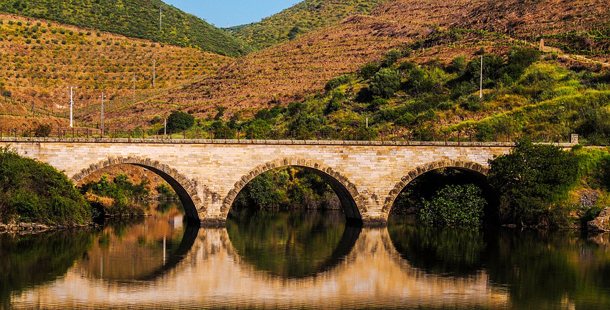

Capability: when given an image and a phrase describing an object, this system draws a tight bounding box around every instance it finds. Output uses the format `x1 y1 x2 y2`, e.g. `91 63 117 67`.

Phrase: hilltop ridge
227 0 390 50
0 0 251 56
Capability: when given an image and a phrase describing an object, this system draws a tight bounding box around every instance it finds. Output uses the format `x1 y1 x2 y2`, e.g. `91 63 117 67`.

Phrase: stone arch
71 156 203 222
382 160 489 214
221 158 363 222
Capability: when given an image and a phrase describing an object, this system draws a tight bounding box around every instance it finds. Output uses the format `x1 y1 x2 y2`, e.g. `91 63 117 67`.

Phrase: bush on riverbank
488 140 581 227
0 146 91 225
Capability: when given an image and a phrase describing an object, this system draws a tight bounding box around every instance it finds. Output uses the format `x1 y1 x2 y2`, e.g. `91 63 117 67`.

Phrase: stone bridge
0 137 575 226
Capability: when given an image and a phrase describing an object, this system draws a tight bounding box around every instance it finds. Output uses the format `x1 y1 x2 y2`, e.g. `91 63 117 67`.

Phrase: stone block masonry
2 138 572 226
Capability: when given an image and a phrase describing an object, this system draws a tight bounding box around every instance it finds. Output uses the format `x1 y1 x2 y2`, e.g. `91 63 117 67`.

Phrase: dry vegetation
0 13 230 128
109 15 428 125
112 0 606 126
2 1 609 130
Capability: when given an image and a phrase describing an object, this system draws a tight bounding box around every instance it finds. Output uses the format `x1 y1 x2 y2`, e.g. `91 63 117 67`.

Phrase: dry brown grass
0 13 230 124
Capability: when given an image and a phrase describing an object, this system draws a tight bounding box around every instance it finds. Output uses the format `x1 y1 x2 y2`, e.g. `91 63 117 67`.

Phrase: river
2 203 610 309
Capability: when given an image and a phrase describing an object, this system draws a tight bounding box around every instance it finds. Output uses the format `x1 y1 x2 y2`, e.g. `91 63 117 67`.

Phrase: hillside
227 0 390 50
4 0 609 134
103 14 424 126
375 0 610 62
116 1 603 123
0 13 231 131
0 0 251 57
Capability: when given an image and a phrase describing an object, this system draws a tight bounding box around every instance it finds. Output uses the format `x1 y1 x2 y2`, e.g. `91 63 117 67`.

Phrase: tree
33 123 52 137
419 184 487 226
488 139 580 226
369 68 400 99
166 110 194 132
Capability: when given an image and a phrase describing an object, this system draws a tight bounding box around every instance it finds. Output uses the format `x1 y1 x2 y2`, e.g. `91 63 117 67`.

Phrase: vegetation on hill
125 14 421 126
227 0 390 50
0 146 90 225
0 0 251 56
0 13 230 129
162 45 610 146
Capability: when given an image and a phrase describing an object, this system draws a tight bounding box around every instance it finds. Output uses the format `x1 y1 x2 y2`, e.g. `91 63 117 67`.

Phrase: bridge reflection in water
10 212 510 309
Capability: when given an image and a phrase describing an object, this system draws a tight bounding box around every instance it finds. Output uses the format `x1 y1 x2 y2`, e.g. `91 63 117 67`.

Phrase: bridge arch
221 158 363 222
382 160 489 215
71 156 203 222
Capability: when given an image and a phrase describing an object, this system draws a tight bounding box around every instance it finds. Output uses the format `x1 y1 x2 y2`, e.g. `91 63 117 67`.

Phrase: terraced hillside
375 0 610 62
0 0 251 56
227 0 390 50
105 15 427 125
0 13 230 130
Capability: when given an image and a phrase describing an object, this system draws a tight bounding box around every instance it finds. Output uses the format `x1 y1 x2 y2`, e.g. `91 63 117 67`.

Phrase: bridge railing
0 126 579 147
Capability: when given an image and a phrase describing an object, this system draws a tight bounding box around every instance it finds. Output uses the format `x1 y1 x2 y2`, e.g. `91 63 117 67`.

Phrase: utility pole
133 72 136 103
100 92 106 135
68 86 77 127
479 55 484 100
152 59 156 88
159 6 162 31
164 117 167 136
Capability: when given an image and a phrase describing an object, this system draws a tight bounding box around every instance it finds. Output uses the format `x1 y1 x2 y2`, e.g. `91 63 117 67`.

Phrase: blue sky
163 0 302 28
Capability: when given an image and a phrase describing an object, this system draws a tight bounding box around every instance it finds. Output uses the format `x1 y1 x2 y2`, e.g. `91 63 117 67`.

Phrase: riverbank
0 221 96 234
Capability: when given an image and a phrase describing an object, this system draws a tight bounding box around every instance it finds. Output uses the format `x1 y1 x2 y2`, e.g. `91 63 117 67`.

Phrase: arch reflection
387 218 486 277
226 209 361 278
75 202 198 282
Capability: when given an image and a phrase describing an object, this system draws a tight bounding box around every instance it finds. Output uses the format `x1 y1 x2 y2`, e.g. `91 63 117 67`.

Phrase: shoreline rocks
587 207 610 232
0 222 95 234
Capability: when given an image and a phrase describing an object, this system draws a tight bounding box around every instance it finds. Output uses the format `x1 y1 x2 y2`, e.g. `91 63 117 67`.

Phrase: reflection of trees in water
485 230 610 309
388 219 610 308
77 201 189 282
0 230 94 307
387 218 486 276
227 210 360 278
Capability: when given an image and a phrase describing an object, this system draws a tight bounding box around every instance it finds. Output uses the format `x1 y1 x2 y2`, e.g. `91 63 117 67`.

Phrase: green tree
419 184 487 226
369 68 400 99
166 110 194 132
488 140 581 226
33 123 52 137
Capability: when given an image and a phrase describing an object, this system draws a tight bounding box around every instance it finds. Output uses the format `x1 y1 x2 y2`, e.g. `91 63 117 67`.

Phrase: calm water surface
3 204 610 309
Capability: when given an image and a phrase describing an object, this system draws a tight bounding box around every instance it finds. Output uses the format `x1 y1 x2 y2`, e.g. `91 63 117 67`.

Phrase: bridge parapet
0 136 578 148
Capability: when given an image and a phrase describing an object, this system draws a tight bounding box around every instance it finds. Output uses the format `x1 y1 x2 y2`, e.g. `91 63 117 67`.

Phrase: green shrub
324 75 350 92
359 61 380 79
381 49 403 67
166 110 194 132
0 147 90 225
447 55 467 73
419 184 487 226
369 68 401 98
34 123 52 137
